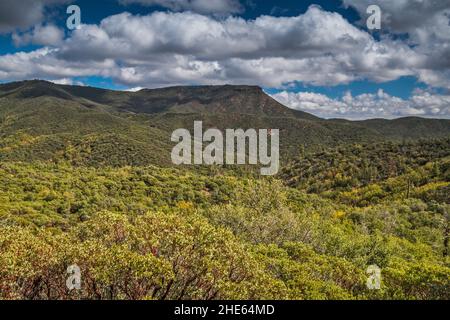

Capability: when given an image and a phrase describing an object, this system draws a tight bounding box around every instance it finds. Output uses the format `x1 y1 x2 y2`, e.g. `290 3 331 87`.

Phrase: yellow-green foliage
0 148 449 300
0 211 286 300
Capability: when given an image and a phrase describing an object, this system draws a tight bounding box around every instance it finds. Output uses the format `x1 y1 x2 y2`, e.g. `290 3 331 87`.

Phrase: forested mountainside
0 80 449 300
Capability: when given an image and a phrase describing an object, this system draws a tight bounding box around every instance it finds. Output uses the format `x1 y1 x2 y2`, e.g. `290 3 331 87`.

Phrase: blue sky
0 0 449 119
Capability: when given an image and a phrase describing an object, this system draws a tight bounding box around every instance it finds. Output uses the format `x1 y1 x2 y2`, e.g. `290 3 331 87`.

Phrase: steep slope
132 85 319 120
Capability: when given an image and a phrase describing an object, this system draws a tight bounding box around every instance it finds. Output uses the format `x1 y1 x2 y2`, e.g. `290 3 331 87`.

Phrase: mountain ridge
0 80 319 120
1 80 449 167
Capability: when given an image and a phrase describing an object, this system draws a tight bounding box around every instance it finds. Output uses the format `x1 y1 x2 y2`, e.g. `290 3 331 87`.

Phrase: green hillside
1 80 450 167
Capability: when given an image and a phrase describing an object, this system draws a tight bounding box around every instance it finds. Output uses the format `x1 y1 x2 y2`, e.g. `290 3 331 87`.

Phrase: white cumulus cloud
0 7 427 88
271 89 450 120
